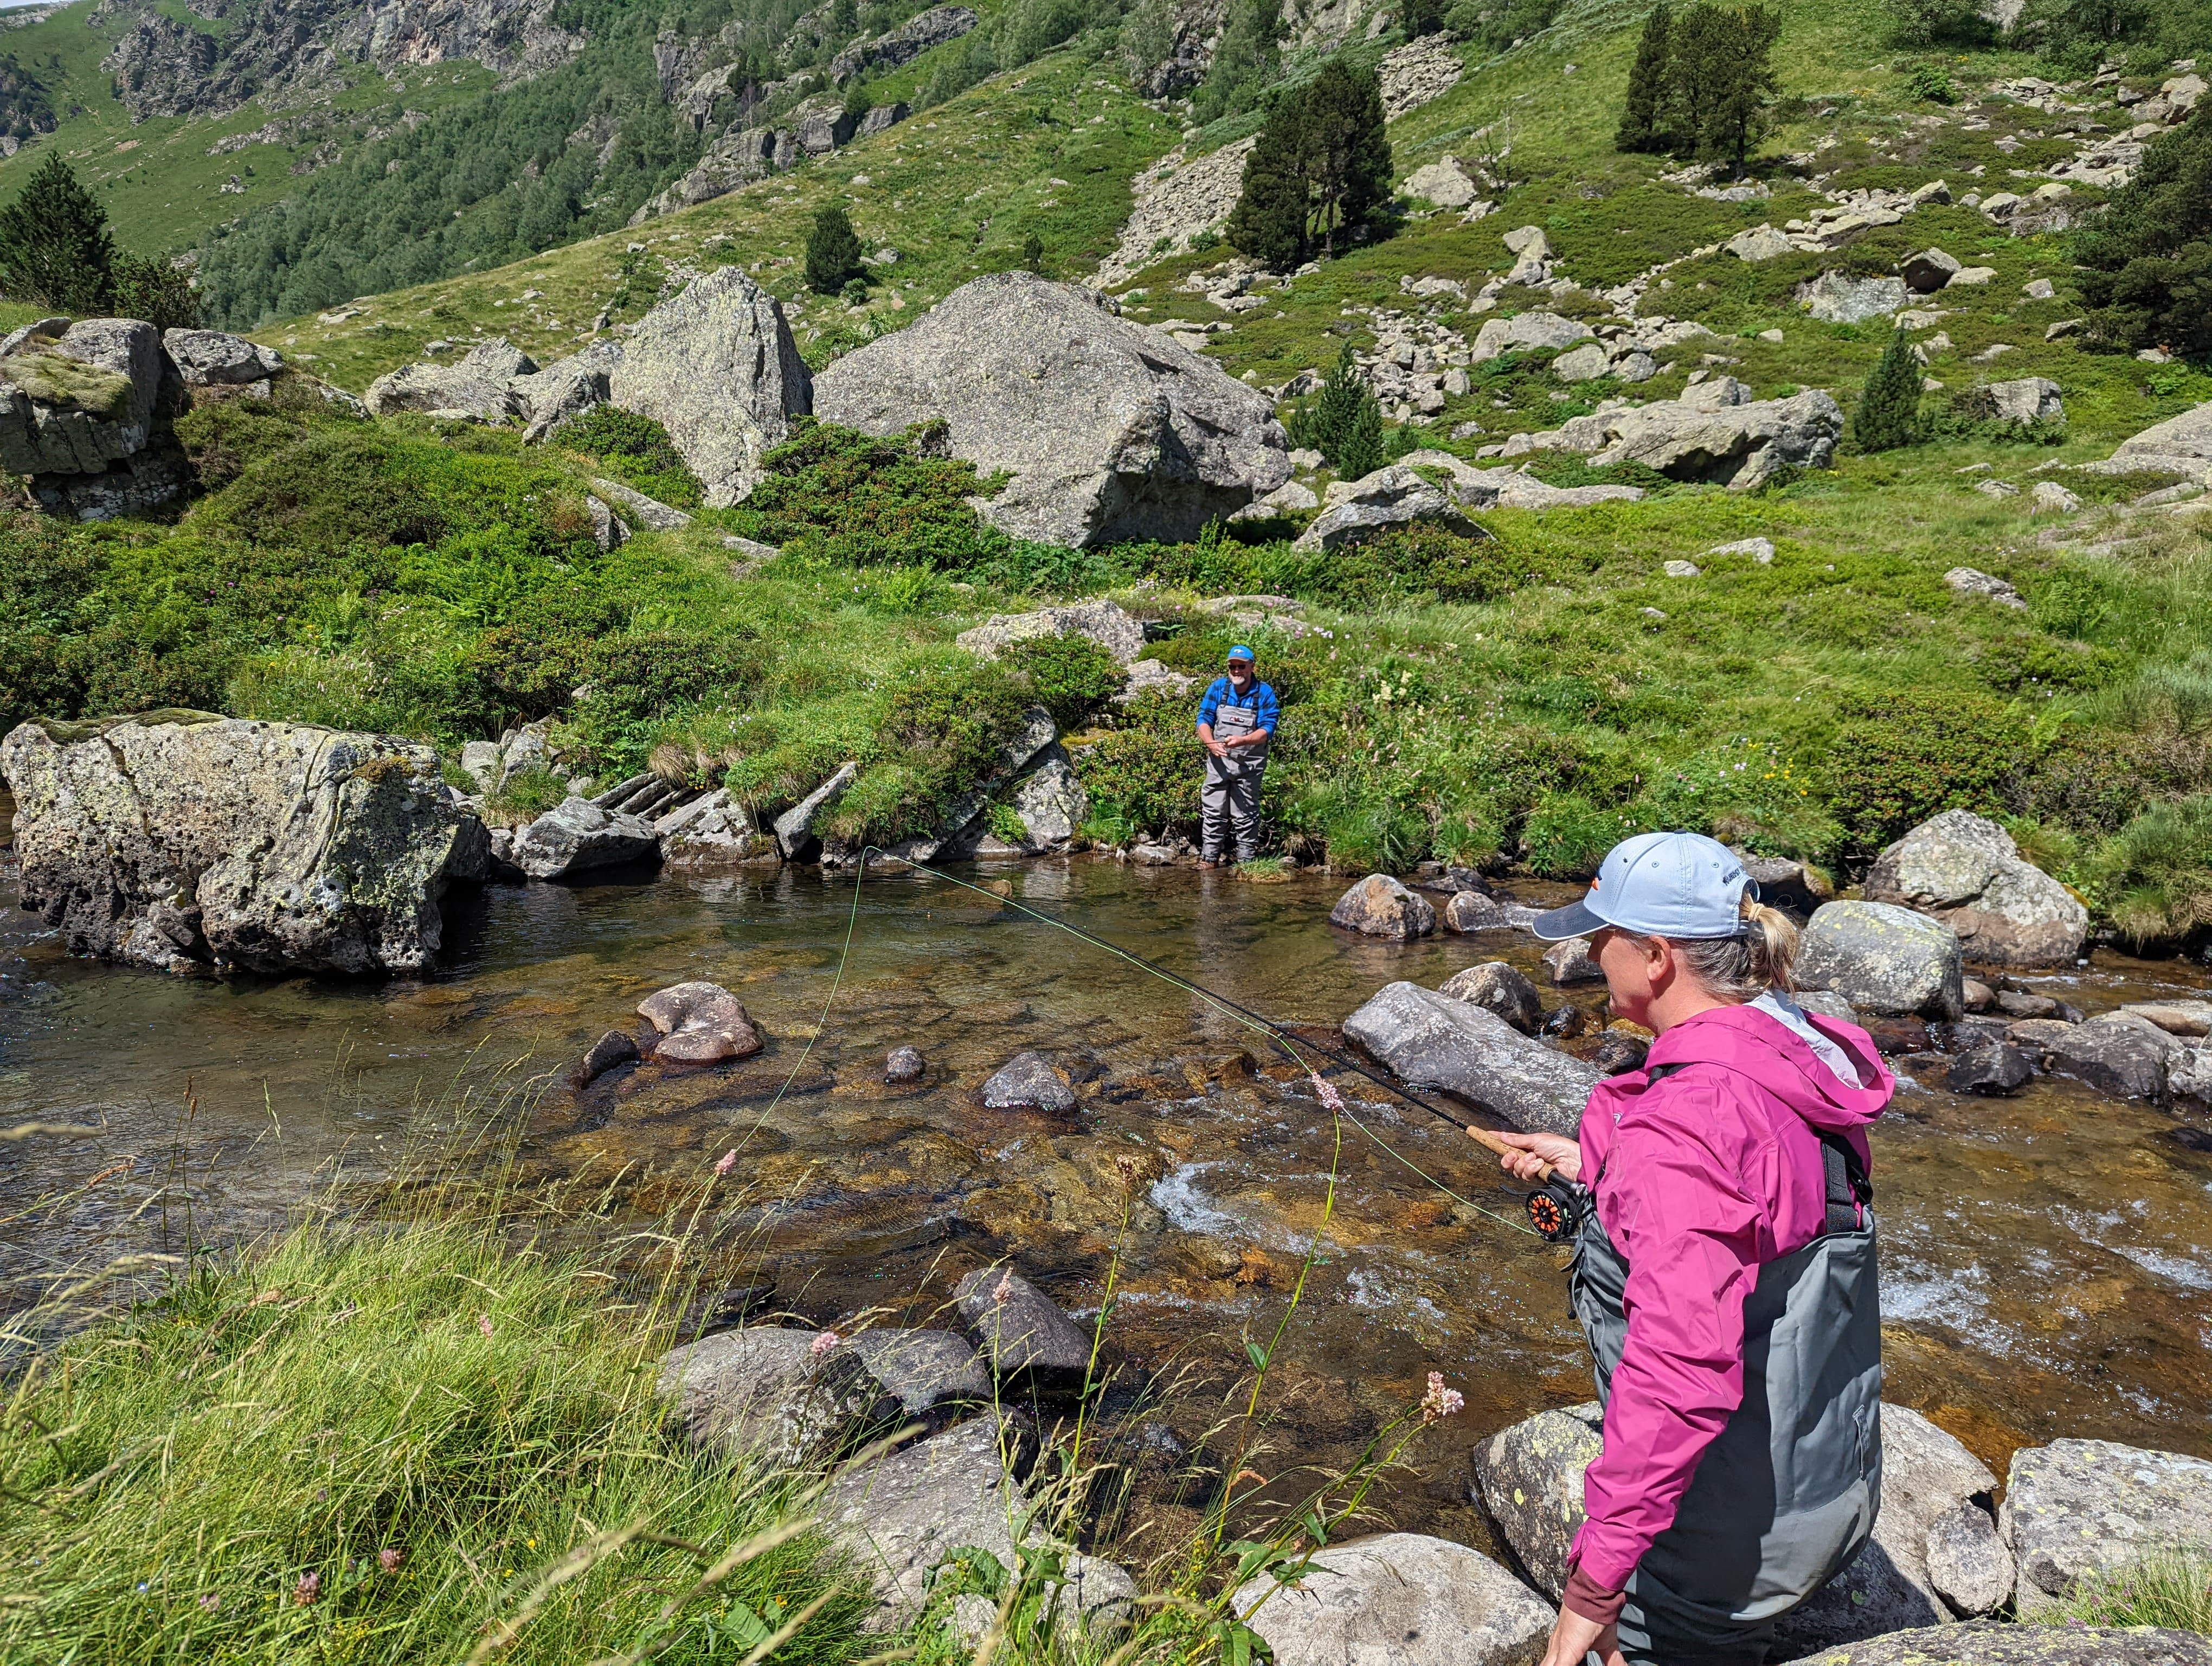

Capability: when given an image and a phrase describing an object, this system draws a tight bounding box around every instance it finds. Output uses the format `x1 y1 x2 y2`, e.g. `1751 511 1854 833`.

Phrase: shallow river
4 844 2210 1561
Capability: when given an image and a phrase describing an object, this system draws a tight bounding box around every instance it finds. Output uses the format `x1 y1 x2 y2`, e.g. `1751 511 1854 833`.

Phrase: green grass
0 1206 873 1665
2037 1548 2212 1634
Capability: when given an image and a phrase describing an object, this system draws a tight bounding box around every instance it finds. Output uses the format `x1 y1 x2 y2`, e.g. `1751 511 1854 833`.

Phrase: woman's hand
1541 1609 1623 1666
1488 1129 1581 1183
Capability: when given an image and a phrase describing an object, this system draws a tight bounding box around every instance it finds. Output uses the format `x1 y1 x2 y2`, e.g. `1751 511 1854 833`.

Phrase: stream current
4 846 2210 1557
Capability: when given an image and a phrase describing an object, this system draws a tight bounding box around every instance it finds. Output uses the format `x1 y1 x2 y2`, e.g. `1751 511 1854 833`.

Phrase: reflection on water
4 847 2210 1549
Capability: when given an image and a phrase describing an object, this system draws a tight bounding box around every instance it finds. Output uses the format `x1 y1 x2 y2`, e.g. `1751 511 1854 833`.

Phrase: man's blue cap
1531 830 1758 943
1227 645 1255 663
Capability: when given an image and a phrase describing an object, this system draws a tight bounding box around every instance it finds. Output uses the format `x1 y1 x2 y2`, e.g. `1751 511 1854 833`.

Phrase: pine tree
1336 387 1387 478
1615 2 1672 152
1306 341 1387 477
1852 328 1922 452
2077 101 2212 359
805 204 864 294
1700 4 1781 174
1300 60 1391 257
0 155 114 314
1226 89 1311 270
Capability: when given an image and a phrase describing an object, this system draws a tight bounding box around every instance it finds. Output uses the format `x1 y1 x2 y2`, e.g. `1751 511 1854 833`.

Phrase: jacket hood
1643 1001 1893 1135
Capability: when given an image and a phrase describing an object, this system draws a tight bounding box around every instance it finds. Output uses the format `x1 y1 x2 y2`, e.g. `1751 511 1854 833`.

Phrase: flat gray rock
1343 981 1598 1135
512 796 660 880
980 1050 1076 1113
2003 1439 2212 1616
1329 874 1438 939
657 1327 851 1465
1437 961 1542 1034
822 1328 991 1428
1798 900 1965 1018
164 326 282 388
366 337 534 420
954 1265 1093 1387
1232 1532 1554 1666
773 760 859 858
1498 388 1844 491
956 599 1144 665
1792 1622 2212 1665
2046 1014 2171 1101
1865 810 2088 967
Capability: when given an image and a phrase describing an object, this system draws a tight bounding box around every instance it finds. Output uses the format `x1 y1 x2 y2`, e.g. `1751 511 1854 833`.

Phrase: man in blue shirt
1194 645 1279 868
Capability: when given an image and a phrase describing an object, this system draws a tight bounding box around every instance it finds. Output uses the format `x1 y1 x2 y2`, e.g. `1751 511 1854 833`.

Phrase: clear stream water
4 835 2210 1559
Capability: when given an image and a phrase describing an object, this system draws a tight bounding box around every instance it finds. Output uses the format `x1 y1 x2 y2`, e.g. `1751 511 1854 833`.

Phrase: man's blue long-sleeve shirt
1195 676 1279 735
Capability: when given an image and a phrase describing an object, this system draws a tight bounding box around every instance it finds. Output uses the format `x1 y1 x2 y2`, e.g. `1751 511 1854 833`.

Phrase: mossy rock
3 350 139 421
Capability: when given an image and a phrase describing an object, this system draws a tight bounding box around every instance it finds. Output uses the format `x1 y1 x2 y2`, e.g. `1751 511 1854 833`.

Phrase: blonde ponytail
1670 894 1801 1002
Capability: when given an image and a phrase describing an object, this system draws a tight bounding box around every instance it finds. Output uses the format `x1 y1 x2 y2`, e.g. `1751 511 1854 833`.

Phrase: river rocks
1470 310 1592 363
1294 463 1483 550
1735 849 1833 920
656 788 761 863
2003 1438 2212 1617
1445 890 1540 933
1901 247 1963 292
366 338 535 419
1437 962 1542 1034
609 267 811 508
1541 937 1604 985
1864 810 2089 967
1798 271 1909 323
164 326 282 395
570 1028 640 1088
1794 1623 2212 1665
1232 1533 1553 1666
981 1050 1076 1113
1925 1501 2016 1617
639 981 762 1064
1470 1401 1603 1598
2044 1012 2171 1101
1797 900 1965 1018
1343 981 1600 1135
1001 751 1089 849
1591 1029 1651 1074
886 1045 926 1083
512 797 660 880
1320 875 1433 940
1988 377 2065 425
953 1266 1092 1387
1499 389 1844 491
658 1326 847 1465
1 713 486 977
813 273 1289 547
820 1328 992 1430
774 760 859 859
957 599 1146 665
1946 1043 2034 1094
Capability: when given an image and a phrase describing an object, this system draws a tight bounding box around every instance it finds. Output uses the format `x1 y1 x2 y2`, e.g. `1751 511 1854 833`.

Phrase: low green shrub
552 406 706 510
1004 633 1123 733
2090 793 2212 947
1823 691 2023 850
1068 693 1205 840
486 763 570 824
1522 792 1647 879
730 419 1012 569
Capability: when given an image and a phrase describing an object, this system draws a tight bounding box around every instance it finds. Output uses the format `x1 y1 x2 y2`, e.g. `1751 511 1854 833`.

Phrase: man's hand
1204 737 1229 759
1540 1608 1622 1666
1488 1129 1581 1183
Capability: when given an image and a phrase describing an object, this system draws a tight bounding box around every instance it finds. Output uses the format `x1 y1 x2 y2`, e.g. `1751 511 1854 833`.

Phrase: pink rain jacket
1568 1002 1895 1594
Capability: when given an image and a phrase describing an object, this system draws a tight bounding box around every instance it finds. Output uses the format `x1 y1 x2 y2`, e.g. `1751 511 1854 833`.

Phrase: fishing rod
863 851 1570 1240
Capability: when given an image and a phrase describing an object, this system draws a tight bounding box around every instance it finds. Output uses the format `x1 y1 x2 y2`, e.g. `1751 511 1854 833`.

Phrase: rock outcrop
1 712 486 976
1343 981 1599 1135
1233 1533 1553 1665
828 4 976 80
511 796 661 879
2 317 189 520
1499 389 1844 490
2100 401 2212 480
1797 900 1965 1018
1864 810 2089 966
1293 463 1482 550
2003 1438 2212 1617
812 274 1290 547
956 599 1146 665
609 267 812 507
365 338 535 420
164 327 284 396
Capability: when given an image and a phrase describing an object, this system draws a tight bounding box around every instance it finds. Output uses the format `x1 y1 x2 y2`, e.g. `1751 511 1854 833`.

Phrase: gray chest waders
1208 701 1266 776
1564 1062 1885 1636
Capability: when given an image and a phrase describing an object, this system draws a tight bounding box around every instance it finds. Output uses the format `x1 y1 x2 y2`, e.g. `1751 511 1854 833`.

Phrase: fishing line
835 849 1539 1239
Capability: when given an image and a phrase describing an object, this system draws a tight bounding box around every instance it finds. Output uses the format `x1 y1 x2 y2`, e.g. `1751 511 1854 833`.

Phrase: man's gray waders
1200 700 1266 862
1570 1063 1883 1665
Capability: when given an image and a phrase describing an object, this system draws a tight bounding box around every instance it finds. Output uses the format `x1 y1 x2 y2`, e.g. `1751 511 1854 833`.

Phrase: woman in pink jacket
1494 831 1894 1666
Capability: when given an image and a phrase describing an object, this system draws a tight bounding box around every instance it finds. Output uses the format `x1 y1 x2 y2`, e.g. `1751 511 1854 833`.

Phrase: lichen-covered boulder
1 712 486 976
1794 1622 2212 1665
1291 463 1482 552
1232 1533 1554 1666
812 273 1289 547
609 267 812 507
365 338 537 420
1797 900 1965 1018
511 797 661 879
1864 810 2088 966
1469 1401 1604 1598
2003 1438 2212 1617
164 327 282 394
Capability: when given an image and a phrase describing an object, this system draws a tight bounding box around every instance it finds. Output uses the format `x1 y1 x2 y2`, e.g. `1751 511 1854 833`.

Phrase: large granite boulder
1794 1624 2212 1665
2102 401 2212 478
1987 376 2064 425
812 273 1290 546
1864 810 2089 966
1232 1533 1554 1666
511 796 661 880
1469 1401 1604 1598
2003 1439 2212 1617
1342 981 1599 1135
610 267 812 507
1329 874 1438 939
1499 389 1844 491
1 317 189 519
2 712 485 976
515 344 620 442
1011 751 1089 847
365 338 536 420
1797 900 1965 1018
1469 310 1593 362
1292 463 1482 551
955 599 1145 665
1798 270 1909 323
164 327 282 395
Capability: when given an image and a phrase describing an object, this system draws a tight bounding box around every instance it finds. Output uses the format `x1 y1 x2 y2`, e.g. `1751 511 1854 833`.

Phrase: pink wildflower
293 1571 321 1606
809 1330 841 1358
992 1269 1013 1305
1419 1371 1464 1426
1309 1071 1346 1113
378 1548 403 1574
713 1149 738 1177
477 1312 494 1338
198 1593 221 1612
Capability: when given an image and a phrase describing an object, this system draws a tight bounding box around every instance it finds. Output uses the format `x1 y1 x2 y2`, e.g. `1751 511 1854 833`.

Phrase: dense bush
552 407 705 509
731 419 1013 567
1069 694 1207 842
1823 691 2022 849
2075 102 2212 359
2092 793 2212 946
1004 635 1124 733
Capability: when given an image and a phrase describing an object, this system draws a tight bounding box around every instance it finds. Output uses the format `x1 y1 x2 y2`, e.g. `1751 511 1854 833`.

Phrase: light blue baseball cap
1530 830 1758 942
1227 645 1256 663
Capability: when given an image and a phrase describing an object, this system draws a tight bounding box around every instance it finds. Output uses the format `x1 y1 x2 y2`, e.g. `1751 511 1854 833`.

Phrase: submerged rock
1343 981 1599 1135
1444 890 1540 933
885 1045 926 1083
571 1028 641 1088
638 981 762 1064
1797 901 1965 1018
1 712 485 976
1329 874 1438 939
512 797 661 880
1436 961 1543 1035
980 1050 1076 1112
953 1265 1094 1389
1232 1532 1553 1666
1864 810 2088 966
